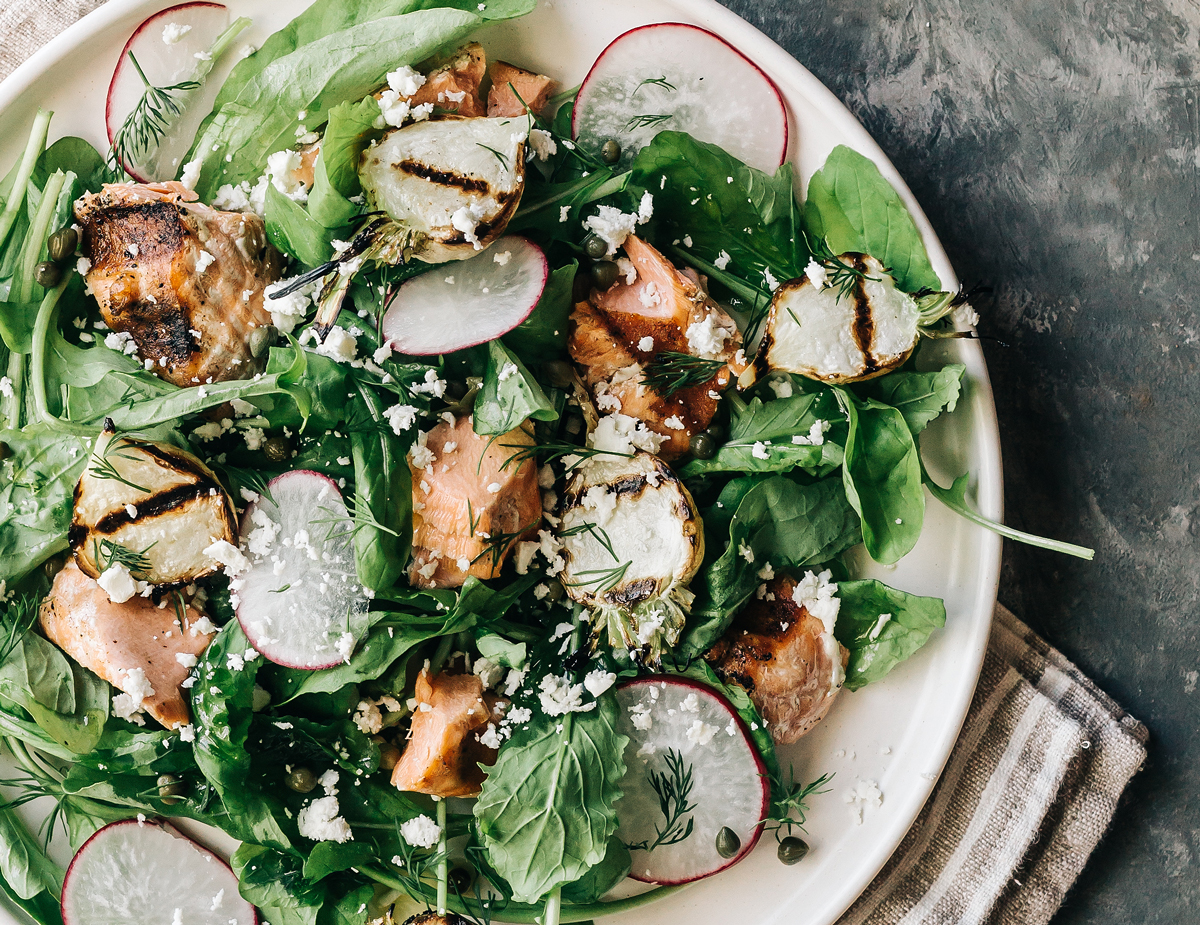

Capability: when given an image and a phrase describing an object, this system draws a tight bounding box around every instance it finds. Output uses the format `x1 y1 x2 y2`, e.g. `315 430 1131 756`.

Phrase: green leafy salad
0 2 1094 925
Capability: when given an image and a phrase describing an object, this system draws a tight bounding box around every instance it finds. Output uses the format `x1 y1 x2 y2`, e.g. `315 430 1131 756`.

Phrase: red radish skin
106 2 229 182
62 819 257 925
236 470 369 671
615 677 770 885
382 236 548 356
573 22 789 174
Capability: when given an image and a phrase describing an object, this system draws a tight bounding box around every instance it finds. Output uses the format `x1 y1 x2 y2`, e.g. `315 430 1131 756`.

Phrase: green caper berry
544 579 565 603
544 360 575 389
703 422 725 442
448 866 473 893
48 227 78 265
157 773 187 804
262 436 293 463
285 767 318 793
572 267 591 302
715 826 741 859
248 325 278 358
689 432 717 460
600 139 621 165
590 260 619 290
35 261 62 289
583 233 609 260
777 836 809 865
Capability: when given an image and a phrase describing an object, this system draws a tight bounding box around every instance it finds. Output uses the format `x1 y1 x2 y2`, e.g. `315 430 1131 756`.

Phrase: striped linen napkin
0 7 1149 925
838 605 1148 925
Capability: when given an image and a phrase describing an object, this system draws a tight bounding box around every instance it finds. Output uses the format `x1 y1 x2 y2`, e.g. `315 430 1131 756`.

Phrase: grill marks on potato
847 254 879 376
393 158 492 193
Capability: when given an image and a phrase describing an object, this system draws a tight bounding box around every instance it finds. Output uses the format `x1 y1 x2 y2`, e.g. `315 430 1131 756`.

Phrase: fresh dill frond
766 767 834 833
626 113 673 131
557 521 617 561
625 748 698 852
109 52 201 171
642 351 727 396
89 433 151 494
635 76 677 95
470 518 540 573
0 595 39 666
499 440 633 473
477 143 511 171
805 232 880 302
564 560 631 594
93 538 156 576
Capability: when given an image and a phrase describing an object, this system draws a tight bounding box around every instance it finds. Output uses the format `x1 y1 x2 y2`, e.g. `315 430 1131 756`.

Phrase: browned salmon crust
487 61 556 117
74 182 282 387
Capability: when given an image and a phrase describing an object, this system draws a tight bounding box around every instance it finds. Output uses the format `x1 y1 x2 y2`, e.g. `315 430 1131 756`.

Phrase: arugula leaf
833 579 947 690
474 694 626 903
473 339 558 435
805 145 941 293
502 261 577 360
350 381 412 594
860 364 964 436
680 475 861 661
835 388 924 565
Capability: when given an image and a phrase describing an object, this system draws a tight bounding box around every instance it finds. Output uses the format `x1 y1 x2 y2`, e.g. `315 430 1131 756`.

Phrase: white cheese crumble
713 250 732 271
528 128 557 162
315 326 358 363
795 569 844 689
685 314 730 359
195 250 216 273
104 331 139 356
387 65 427 97
538 674 596 716
559 205 571 223
179 158 203 190
383 403 419 434
451 202 489 249
162 22 192 44
751 441 770 460
97 564 137 603
298 796 353 843
583 670 616 698
583 205 639 256
400 814 441 848
685 719 719 748
204 539 250 577
843 778 883 825
265 149 308 202
805 258 829 289
76 256 92 275
792 420 831 446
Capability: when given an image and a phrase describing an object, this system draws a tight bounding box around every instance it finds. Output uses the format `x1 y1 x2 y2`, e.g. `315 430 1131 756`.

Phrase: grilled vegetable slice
558 452 703 663
71 425 236 586
359 116 527 263
759 253 920 384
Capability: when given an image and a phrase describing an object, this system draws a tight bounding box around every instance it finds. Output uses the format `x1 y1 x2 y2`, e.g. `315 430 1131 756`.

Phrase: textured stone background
716 0 1198 920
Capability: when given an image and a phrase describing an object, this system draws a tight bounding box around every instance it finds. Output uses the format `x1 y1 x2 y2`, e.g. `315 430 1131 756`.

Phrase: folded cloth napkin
838 605 1148 925
0 9 1149 925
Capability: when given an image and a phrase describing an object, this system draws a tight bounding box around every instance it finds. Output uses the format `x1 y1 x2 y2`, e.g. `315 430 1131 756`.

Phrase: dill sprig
499 440 633 473
466 499 539 574
805 232 880 302
93 538 156 576
635 76 677 95
765 767 833 834
558 521 616 560
626 748 698 852
0 595 39 666
477 143 511 171
564 560 631 594
641 351 727 397
626 113 673 131
89 432 151 494
109 52 201 171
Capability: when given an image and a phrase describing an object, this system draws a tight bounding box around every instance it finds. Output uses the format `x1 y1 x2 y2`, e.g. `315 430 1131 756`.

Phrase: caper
157 773 187 804
600 139 621 165
48 227 78 265
0 441 10 460
583 233 609 260
777 836 809 865
571 267 591 302
689 432 716 460
448 866 474 894
285 767 318 793
35 261 62 289
262 436 293 463
248 324 278 358
543 579 565 603
703 421 725 443
378 743 401 771
590 260 619 290
715 826 741 859
544 360 575 389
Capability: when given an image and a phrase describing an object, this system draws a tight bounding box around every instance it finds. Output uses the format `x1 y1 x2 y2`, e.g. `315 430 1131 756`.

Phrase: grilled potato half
359 116 527 264
71 426 236 586
558 452 703 664
759 253 920 384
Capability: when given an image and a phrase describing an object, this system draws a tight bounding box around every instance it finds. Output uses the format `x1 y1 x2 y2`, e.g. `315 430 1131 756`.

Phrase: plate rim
0 1 1004 922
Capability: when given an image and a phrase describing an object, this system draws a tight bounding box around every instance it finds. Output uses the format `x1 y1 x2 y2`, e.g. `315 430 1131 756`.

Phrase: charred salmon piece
391 668 506 798
74 183 283 387
412 42 488 117
568 235 747 459
487 61 557 117
408 416 541 589
704 574 848 744
39 561 215 730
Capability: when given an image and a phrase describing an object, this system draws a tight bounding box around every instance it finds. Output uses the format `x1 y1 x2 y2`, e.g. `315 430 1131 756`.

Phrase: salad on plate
0 2 1093 924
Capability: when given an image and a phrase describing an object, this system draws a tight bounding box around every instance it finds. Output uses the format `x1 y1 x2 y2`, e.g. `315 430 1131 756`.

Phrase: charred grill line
90 481 221 536
393 158 492 193
851 254 878 375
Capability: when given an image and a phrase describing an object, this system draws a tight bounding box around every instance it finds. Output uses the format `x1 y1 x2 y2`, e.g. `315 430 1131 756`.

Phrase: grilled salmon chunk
40 561 215 730
74 182 283 387
408 416 541 589
391 668 506 798
569 235 747 459
704 574 848 744
487 61 556 118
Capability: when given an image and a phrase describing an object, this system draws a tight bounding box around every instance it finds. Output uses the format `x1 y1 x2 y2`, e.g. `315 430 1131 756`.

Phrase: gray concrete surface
717 0 1198 920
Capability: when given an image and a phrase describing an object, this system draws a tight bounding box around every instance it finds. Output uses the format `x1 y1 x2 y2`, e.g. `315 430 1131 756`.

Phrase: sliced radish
62 819 256 925
106 2 234 183
382 236 548 356
614 677 769 885
236 470 369 670
573 23 789 174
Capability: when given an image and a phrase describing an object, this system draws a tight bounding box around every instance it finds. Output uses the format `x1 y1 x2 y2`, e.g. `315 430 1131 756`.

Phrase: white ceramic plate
0 2 1003 923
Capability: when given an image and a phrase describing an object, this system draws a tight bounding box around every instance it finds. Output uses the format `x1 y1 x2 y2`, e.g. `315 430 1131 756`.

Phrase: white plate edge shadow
0 1 1003 923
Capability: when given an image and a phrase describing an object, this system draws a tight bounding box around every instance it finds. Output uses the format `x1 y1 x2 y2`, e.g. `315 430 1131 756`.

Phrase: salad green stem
196 18 253 82
30 279 94 437
3 352 23 429
0 109 51 255
436 797 448 915
15 168 67 305
667 244 771 307
543 887 562 925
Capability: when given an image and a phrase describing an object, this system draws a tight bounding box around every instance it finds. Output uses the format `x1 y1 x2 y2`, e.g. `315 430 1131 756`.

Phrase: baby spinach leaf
0 803 62 902
502 261 578 360
350 381 412 594
0 631 76 714
834 579 947 690
474 694 626 903
266 183 336 267
22 656 110 755
473 339 558 435
264 346 350 432
0 300 39 353
805 145 940 293
475 633 526 669
233 844 325 918
860 364 964 436
314 95 384 203
835 389 924 565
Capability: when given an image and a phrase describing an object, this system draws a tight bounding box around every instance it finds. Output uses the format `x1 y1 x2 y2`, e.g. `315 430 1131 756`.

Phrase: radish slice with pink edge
62 819 257 925
106 2 246 183
572 22 789 174
236 470 369 670
382 236 548 356
614 677 769 885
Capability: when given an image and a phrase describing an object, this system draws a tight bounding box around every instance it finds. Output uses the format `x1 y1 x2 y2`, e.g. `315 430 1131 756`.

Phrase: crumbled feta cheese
764 267 780 291
178 724 196 742
190 615 217 636
528 128 557 162
266 149 308 202
97 564 138 603
792 420 830 446
76 256 92 275
538 674 596 716
738 542 755 563
400 814 441 848
104 331 139 356
559 205 571 223
383 403 419 434
195 250 216 273
179 158 203 190
751 441 770 460
713 250 732 271
583 206 639 256
628 701 653 731
298 796 353 843
474 656 505 690
334 632 355 663
204 539 250 577
685 719 719 747
685 314 730 359
450 202 489 249
387 65 427 97
637 191 655 224
589 412 666 456
584 670 616 698
952 302 980 328
176 653 198 669
804 258 829 289
162 22 192 44
844 778 883 824
479 723 502 749
315 326 358 363
768 376 794 399
663 415 684 430
757 562 775 581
